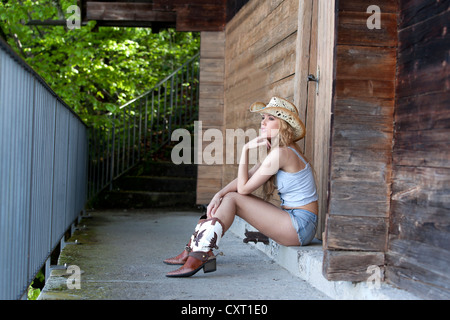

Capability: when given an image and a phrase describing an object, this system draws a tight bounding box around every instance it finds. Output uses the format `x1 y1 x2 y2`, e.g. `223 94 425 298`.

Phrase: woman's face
260 113 280 139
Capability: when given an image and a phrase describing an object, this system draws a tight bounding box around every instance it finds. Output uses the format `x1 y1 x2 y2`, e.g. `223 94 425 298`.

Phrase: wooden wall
223 0 299 200
196 32 225 204
387 0 450 299
198 0 333 241
196 0 450 298
322 0 398 281
193 0 450 299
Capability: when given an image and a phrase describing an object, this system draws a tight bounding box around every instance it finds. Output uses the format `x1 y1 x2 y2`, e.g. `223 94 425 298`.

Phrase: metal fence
0 36 199 299
88 53 200 198
0 40 88 300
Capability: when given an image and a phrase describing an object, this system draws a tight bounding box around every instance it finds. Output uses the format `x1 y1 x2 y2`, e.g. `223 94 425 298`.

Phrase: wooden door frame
294 0 331 240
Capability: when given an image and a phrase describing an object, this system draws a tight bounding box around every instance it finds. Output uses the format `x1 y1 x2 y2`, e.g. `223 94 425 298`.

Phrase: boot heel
203 258 216 273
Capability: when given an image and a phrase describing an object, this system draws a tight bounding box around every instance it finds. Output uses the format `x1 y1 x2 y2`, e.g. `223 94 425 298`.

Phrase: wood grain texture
323 0 398 282
387 0 450 298
196 32 225 204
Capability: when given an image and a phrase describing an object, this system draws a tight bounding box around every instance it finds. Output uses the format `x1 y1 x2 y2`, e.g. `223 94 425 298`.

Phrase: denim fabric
286 208 317 246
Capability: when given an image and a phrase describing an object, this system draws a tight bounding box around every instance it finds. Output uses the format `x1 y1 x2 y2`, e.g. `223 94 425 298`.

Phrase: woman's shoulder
278 145 300 157
279 145 308 171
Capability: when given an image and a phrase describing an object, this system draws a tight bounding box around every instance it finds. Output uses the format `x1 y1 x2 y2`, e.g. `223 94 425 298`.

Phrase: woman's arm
206 163 260 217
237 137 281 195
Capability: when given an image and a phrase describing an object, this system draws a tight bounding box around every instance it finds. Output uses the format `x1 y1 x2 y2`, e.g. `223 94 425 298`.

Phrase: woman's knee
221 191 240 203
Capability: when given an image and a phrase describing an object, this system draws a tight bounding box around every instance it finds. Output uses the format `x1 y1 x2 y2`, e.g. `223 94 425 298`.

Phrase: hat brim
249 102 305 141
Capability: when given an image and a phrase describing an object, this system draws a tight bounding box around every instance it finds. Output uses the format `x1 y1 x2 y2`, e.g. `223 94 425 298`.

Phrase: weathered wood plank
393 149 450 169
395 93 450 132
200 32 225 59
386 239 450 299
396 10 450 98
330 147 392 181
329 180 390 217
336 46 397 81
390 201 450 249
399 0 450 29
199 84 224 100
325 215 388 251
197 164 223 179
331 122 393 150
335 79 395 100
385 266 450 300
391 166 450 212
398 9 450 55
337 12 397 47
153 0 226 11
334 98 394 127
323 250 385 282
176 4 226 31
338 0 397 13
199 58 225 84
328 198 390 219
393 129 450 168
86 2 176 21
199 111 223 127
329 147 392 218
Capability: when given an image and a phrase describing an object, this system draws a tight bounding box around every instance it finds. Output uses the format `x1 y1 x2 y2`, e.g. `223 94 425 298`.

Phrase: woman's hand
206 193 222 218
245 135 271 151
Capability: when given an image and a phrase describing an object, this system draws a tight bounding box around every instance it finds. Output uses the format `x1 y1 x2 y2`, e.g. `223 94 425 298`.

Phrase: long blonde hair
262 119 295 201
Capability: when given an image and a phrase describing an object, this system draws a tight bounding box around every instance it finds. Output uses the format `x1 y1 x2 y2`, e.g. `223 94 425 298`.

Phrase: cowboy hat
249 97 305 141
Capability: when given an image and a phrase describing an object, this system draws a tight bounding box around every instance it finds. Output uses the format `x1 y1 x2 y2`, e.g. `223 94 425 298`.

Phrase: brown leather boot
163 244 191 265
163 214 206 265
165 251 216 277
166 217 224 278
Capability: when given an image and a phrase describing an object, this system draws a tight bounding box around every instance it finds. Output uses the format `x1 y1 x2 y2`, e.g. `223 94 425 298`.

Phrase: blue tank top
276 147 318 207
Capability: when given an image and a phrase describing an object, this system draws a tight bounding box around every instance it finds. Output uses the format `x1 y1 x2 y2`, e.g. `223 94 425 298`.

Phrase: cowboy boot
163 214 206 265
166 217 224 277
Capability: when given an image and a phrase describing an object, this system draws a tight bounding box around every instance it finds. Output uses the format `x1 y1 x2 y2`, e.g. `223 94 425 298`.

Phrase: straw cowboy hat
249 97 306 141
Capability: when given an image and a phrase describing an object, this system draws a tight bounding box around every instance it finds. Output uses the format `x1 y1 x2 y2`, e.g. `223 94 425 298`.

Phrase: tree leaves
0 0 200 126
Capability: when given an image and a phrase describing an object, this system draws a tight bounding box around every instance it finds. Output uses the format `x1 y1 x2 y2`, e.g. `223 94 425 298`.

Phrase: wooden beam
323 250 385 282
153 0 226 11
86 2 176 22
176 4 226 31
325 215 388 251
83 1 226 31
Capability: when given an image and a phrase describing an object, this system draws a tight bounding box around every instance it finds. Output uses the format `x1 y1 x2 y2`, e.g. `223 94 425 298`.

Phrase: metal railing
88 53 200 198
0 39 88 300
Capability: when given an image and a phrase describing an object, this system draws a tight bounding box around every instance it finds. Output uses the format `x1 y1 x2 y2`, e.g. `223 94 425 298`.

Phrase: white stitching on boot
191 219 223 252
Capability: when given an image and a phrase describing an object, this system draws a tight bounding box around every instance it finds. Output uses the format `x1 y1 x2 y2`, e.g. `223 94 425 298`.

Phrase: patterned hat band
249 97 306 141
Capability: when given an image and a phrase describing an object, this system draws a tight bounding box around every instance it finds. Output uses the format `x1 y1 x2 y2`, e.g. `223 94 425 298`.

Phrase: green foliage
27 269 45 300
0 0 200 125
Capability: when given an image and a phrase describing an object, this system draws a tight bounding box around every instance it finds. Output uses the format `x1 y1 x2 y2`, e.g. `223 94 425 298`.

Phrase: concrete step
129 161 197 178
114 176 196 192
97 190 196 209
229 216 419 300
94 159 198 209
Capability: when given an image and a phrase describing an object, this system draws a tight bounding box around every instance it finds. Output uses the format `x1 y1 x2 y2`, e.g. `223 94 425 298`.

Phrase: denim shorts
285 208 318 246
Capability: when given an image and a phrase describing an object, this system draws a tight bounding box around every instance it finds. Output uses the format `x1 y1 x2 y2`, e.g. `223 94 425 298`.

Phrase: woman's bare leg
213 192 301 246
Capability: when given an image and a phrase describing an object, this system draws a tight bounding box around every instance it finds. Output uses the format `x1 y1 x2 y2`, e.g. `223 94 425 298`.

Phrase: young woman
165 97 318 277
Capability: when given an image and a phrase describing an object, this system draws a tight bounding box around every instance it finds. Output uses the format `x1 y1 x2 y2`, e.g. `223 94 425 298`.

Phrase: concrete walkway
39 209 330 300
